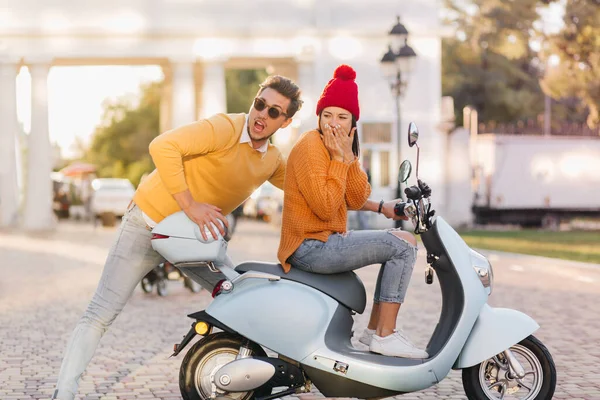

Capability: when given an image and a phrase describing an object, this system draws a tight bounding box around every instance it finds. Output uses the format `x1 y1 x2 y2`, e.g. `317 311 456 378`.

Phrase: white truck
472 134 600 227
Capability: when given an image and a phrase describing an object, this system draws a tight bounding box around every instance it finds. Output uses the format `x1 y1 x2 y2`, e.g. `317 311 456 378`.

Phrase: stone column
0 58 20 228
170 61 196 128
295 55 318 135
23 61 55 231
198 60 227 119
159 63 173 133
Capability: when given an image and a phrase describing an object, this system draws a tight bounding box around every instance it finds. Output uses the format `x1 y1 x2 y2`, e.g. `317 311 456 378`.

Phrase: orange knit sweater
277 130 371 272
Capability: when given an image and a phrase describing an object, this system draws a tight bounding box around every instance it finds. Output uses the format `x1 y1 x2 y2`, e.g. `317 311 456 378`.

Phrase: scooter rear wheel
179 332 271 400
462 335 556 400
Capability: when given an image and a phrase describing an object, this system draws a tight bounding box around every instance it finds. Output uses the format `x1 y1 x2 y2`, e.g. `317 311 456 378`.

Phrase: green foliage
459 229 600 264
82 69 269 187
443 0 546 126
542 0 600 128
83 81 161 187
225 69 269 114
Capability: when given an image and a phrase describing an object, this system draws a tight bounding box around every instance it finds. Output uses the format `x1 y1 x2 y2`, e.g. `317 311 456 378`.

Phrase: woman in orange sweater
278 65 427 359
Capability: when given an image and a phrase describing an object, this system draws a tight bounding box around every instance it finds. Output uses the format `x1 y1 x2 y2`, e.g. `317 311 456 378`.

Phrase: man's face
248 88 293 145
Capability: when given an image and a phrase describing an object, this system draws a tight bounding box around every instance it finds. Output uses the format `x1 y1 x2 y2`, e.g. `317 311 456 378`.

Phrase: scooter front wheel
462 335 556 400
179 332 271 400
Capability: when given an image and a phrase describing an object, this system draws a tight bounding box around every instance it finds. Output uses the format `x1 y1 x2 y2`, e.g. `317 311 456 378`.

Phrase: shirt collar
241 116 269 154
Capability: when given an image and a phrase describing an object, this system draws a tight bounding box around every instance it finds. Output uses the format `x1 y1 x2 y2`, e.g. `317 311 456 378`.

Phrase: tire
462 335 556 400
141 277 153 294
179 332 271 400
156 279 168 297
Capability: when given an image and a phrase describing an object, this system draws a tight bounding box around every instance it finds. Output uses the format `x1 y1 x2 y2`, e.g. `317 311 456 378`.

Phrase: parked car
242 182 283 222
91 178 135 219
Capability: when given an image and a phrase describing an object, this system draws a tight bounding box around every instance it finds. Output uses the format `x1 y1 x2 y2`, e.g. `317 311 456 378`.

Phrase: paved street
1 219 599 400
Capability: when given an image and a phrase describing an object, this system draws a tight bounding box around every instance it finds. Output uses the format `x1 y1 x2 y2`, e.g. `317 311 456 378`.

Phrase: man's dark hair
257 75 303 119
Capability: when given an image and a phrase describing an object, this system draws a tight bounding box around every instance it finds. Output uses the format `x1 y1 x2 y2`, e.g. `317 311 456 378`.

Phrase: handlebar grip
393 202 406 216
404 186 421 200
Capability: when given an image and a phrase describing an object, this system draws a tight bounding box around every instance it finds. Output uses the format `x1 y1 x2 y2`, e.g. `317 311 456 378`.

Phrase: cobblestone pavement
1 219 599 400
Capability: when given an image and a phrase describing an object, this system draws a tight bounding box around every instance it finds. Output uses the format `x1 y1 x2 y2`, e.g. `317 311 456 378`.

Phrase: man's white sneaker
358 328 375 346
369 331 429 359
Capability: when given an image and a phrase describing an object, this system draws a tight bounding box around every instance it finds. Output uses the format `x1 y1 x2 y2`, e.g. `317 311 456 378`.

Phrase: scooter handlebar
405 185 422 200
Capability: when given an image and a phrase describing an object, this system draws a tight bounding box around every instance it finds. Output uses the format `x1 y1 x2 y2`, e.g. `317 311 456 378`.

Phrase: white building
0 0 451 231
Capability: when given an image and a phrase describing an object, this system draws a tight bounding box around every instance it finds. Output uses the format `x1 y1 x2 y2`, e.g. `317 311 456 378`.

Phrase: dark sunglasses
253 97 288 119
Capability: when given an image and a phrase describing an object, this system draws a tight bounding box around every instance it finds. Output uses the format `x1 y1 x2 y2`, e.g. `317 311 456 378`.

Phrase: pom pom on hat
316 64 360 120
333 64 357 80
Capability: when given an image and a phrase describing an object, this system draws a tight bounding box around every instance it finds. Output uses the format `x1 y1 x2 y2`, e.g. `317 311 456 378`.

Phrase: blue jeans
53 204 231 400
288 230 418 304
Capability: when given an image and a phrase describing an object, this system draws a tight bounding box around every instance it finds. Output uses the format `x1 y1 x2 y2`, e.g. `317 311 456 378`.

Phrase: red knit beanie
316 64 360 121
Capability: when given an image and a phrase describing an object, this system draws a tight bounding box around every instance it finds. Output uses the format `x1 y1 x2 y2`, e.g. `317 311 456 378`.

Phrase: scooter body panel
207 278 339 361
199 216 541 393
151 211 228 264
204 218 489 393
209 278 446 392
454 304 540 369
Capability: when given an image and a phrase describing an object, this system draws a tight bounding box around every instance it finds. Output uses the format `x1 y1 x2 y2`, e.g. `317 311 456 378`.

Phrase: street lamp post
380 16 417 228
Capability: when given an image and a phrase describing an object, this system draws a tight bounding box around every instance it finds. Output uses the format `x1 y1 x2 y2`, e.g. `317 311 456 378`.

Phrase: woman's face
319 106 353 135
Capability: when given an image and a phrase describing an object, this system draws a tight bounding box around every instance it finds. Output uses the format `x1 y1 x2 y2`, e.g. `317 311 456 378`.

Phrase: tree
84 81 161 187
225 69 268 113
443 0 547 125
541 0 600 128
82 69 269 186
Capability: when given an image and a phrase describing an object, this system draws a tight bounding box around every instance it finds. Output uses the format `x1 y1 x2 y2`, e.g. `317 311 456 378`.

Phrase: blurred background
0 0 598 263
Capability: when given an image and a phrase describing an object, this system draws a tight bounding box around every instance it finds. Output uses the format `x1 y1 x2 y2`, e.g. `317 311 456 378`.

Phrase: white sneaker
369 330 429 359
358 328 375 346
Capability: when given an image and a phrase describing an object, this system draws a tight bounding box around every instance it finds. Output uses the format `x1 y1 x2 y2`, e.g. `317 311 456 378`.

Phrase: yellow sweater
134 113 286 223
277 130 371 272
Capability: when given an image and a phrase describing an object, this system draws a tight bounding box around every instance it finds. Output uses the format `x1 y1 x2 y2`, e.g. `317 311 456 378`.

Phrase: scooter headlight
470 249 494 295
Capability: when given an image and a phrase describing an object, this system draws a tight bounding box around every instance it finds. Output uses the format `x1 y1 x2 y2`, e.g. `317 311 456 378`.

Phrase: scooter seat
235 262 366 314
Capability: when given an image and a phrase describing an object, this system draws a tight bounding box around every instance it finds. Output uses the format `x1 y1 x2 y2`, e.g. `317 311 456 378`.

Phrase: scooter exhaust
214 358 276 391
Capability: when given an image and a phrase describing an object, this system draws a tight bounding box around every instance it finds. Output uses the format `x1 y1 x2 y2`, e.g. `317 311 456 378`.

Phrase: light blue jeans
288 229 418 304
53 204 231 400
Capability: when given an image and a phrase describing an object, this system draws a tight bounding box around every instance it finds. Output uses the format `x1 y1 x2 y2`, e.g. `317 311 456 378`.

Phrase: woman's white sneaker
369 331 429 358
358 328 375 346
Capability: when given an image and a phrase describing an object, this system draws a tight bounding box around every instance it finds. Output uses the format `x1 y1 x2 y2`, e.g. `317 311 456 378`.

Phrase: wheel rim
478 344 544 400
194 348 252 399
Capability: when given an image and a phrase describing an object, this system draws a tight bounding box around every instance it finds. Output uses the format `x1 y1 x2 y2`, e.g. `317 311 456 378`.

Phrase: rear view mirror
399 160 412 183
408 122 419 147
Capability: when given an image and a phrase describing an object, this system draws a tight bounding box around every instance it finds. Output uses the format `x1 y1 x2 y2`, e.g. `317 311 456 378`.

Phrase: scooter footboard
454 304 539 369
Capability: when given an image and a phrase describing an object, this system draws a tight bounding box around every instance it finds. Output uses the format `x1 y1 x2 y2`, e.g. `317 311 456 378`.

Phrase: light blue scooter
150 122 556 400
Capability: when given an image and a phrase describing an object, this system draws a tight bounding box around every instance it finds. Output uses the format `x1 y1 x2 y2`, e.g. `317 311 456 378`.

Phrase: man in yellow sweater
52 75 303 400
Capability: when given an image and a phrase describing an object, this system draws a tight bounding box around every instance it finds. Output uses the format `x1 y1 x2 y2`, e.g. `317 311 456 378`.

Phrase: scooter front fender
454 304 539 369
